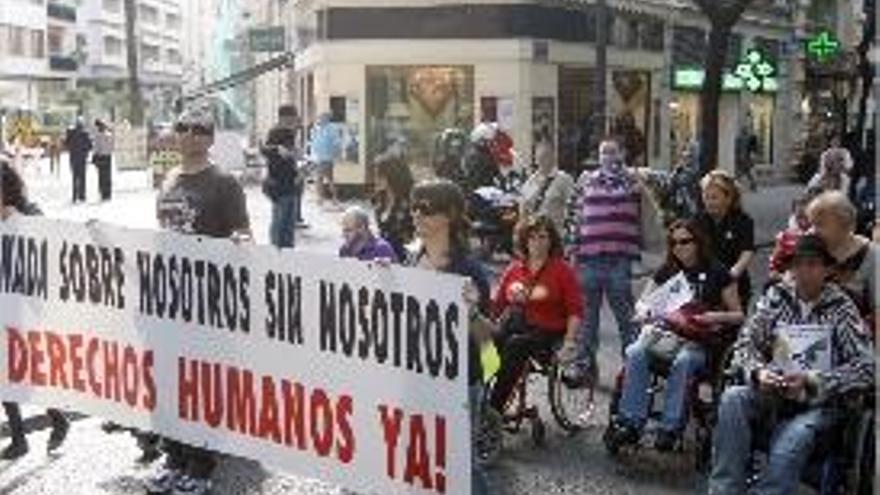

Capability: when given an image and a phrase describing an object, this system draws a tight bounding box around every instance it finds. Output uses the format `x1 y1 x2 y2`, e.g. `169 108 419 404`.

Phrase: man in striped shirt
564 137 643 381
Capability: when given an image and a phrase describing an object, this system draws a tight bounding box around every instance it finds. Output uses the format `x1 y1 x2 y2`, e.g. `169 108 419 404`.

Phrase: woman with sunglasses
606 219 743 452
408 179 492 494
696 170 755 308
489 215 582 413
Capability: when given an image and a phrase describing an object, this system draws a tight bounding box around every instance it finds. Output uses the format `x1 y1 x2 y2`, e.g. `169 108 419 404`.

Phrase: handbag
638 322 685 363
497 262 549 338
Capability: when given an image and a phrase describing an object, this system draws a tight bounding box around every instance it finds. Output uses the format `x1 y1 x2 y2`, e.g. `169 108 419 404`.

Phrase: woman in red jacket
489 215 583 412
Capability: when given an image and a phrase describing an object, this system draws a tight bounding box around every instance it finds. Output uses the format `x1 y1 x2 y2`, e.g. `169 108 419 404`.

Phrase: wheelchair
742 389 875 494
475 338 595 466
603 334 736 472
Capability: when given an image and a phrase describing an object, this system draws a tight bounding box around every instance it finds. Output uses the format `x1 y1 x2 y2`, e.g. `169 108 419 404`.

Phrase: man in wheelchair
708 234 874 495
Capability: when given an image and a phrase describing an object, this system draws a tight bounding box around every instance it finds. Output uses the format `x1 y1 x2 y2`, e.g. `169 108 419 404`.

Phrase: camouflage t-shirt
156 165 249 238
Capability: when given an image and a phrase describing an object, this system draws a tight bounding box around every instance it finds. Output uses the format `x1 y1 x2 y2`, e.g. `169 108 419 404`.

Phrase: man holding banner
146 109 252 495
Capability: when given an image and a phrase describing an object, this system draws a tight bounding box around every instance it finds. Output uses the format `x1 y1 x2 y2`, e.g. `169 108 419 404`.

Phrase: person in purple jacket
338 205 399 262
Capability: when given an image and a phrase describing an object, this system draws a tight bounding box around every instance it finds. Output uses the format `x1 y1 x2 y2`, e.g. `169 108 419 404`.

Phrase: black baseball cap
792 234 834 266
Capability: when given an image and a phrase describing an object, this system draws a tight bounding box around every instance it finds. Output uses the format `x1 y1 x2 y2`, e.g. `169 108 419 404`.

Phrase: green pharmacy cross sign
734 49 775 93
807 31 840 62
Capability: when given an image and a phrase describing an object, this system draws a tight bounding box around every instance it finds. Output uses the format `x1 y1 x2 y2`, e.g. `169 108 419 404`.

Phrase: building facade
0 0 84 146
76 0 183 121
283 0 798 190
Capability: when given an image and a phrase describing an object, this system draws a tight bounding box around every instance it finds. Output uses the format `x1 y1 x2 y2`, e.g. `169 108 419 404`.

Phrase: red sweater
493 257 584 333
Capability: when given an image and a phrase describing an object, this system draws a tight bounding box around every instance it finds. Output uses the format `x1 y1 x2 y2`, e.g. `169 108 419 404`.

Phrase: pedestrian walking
373 156 414 261
696 170 756 308
145 109 251 495
65 118 92 203
734 126 758 191
0 160 70 460
338 206 397 262
262 104 301 248
92 119 114 201
520 140 575 232
564 137 642 382
48 132 62 175
310 113 342 208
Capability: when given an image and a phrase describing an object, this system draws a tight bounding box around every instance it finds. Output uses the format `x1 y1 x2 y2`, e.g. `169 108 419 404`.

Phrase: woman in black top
407 179 491 494
697 170 756 307
373 157 415 261
0 161 70 459
608 219 743 451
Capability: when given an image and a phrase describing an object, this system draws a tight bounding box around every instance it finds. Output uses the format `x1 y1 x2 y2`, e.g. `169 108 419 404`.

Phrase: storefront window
366 65 475 179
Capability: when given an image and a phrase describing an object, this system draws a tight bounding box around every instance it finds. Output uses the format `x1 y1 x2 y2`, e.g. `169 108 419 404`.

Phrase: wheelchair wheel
549 361 595 433
476 407 503 467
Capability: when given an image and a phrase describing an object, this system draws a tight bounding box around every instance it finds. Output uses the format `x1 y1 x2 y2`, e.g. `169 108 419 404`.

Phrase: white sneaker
144 467 181 494
172 475 212 495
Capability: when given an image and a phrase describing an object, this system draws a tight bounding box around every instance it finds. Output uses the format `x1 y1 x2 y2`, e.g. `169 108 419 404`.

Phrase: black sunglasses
410 200 442 216
671 237 695 247
174 122 214 136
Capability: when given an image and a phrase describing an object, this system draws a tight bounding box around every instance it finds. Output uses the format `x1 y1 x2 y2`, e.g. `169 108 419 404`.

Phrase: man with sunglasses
147 110 252 495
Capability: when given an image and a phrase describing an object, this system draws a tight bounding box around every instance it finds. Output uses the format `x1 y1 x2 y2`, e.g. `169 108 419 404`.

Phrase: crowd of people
0 99 876 495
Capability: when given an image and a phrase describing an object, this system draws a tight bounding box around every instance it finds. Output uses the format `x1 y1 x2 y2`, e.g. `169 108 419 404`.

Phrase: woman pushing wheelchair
605 219 745 452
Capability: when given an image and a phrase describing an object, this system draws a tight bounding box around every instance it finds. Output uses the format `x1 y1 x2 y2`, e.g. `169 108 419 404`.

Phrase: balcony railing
49 55 78 71
47 2 77 22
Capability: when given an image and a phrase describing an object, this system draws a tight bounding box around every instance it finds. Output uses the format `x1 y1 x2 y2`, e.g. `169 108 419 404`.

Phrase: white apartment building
0 0 51 111
77 0 183 117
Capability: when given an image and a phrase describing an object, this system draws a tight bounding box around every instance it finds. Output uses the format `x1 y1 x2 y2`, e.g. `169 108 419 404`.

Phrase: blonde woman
696 170 755 307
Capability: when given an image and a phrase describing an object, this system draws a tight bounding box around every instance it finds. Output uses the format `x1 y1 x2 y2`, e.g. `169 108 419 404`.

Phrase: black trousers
162 439 217 479
489 327 563 411
94 154 112 200
70 157 87 202
3 402 66 444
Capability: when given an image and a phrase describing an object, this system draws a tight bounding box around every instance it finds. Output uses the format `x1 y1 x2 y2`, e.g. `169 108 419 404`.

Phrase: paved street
0 158 805 494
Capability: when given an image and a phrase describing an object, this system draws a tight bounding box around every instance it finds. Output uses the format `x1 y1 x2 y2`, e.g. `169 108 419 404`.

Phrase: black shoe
608 421 640 447
136 446 163 466
0 441 29 460
654 429 679 452
101 421 125 434
47 418 70 453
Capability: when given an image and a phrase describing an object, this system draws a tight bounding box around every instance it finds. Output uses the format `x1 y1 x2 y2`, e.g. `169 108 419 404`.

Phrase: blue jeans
270 193 297 248
576 255 637 365
709 385 833 495
618 341 706 433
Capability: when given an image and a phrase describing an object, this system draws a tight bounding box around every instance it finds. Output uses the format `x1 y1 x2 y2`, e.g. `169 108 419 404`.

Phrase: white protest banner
0 216 470 494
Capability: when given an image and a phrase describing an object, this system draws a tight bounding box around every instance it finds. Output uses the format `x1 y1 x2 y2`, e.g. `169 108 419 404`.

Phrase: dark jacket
262 125 299 199
65 126 92 163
